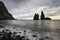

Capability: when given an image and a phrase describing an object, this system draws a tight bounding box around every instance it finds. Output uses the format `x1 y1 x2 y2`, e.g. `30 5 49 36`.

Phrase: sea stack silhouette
33 11 51 20
41 11 51 20
41 11 45 20
33 13 39 20
0 1 14 20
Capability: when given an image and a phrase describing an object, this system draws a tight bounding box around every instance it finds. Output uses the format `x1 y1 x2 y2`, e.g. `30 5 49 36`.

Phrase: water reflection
50 21 56 31
32 20 39 32
33 20 52 32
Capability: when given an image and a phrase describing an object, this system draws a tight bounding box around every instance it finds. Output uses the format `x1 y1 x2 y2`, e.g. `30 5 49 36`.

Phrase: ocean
0 20 60 40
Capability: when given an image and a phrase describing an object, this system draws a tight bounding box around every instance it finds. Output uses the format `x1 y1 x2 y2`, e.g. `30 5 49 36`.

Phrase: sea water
0 20 60 40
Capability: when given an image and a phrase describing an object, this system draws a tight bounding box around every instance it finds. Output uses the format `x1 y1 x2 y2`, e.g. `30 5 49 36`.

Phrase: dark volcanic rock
45 17 51 20
32 35 37 37
45 37 49 39
41 11 45 20
0 1 14 20
33 13 39 20
0 25 4 27
41 11 51 20
39 38 44 40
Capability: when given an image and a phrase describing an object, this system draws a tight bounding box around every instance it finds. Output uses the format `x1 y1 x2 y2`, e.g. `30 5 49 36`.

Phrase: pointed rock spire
41 11 45 20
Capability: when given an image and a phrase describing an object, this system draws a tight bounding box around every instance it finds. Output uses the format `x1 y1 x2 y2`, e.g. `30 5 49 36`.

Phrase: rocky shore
0 27 55 40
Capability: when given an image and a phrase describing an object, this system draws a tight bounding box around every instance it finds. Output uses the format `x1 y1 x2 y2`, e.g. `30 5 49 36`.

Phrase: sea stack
41 11 45 20
33 13 39 20
40 11 51 20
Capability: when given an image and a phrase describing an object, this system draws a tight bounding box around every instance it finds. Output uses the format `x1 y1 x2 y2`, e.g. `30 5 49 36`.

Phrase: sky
1 0 60 20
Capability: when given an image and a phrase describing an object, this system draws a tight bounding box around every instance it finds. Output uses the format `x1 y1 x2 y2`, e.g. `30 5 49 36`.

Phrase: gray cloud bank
1 0 60 19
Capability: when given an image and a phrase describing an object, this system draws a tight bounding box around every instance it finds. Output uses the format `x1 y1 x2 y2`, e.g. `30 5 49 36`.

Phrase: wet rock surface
0 27 56 40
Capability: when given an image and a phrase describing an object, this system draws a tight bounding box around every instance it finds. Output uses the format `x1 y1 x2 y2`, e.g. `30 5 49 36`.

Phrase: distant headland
33 11 51 20
0 1 14 20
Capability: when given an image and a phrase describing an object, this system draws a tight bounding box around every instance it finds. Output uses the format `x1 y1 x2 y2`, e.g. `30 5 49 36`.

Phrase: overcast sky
1 0 60 20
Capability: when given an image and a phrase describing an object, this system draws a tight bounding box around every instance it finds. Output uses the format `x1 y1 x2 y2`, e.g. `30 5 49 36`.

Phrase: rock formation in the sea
45 17 51 20
41 11 45 20
40 11 51 20
0 25 4 27
33 13 39 20
0 1 14 20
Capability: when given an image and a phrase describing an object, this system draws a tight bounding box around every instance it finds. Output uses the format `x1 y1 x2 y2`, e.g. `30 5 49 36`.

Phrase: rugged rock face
0 1 14 20
40 11 51 20
41 11 45 20
33 13 39 20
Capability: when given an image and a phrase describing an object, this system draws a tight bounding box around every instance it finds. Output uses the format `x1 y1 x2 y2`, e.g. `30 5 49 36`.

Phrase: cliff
0 1 14 20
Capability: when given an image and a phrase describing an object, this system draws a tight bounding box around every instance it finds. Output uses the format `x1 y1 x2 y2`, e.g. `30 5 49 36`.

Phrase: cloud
11 0 28 3
1 0 60 8
1 0 60 19
2 0 60 9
